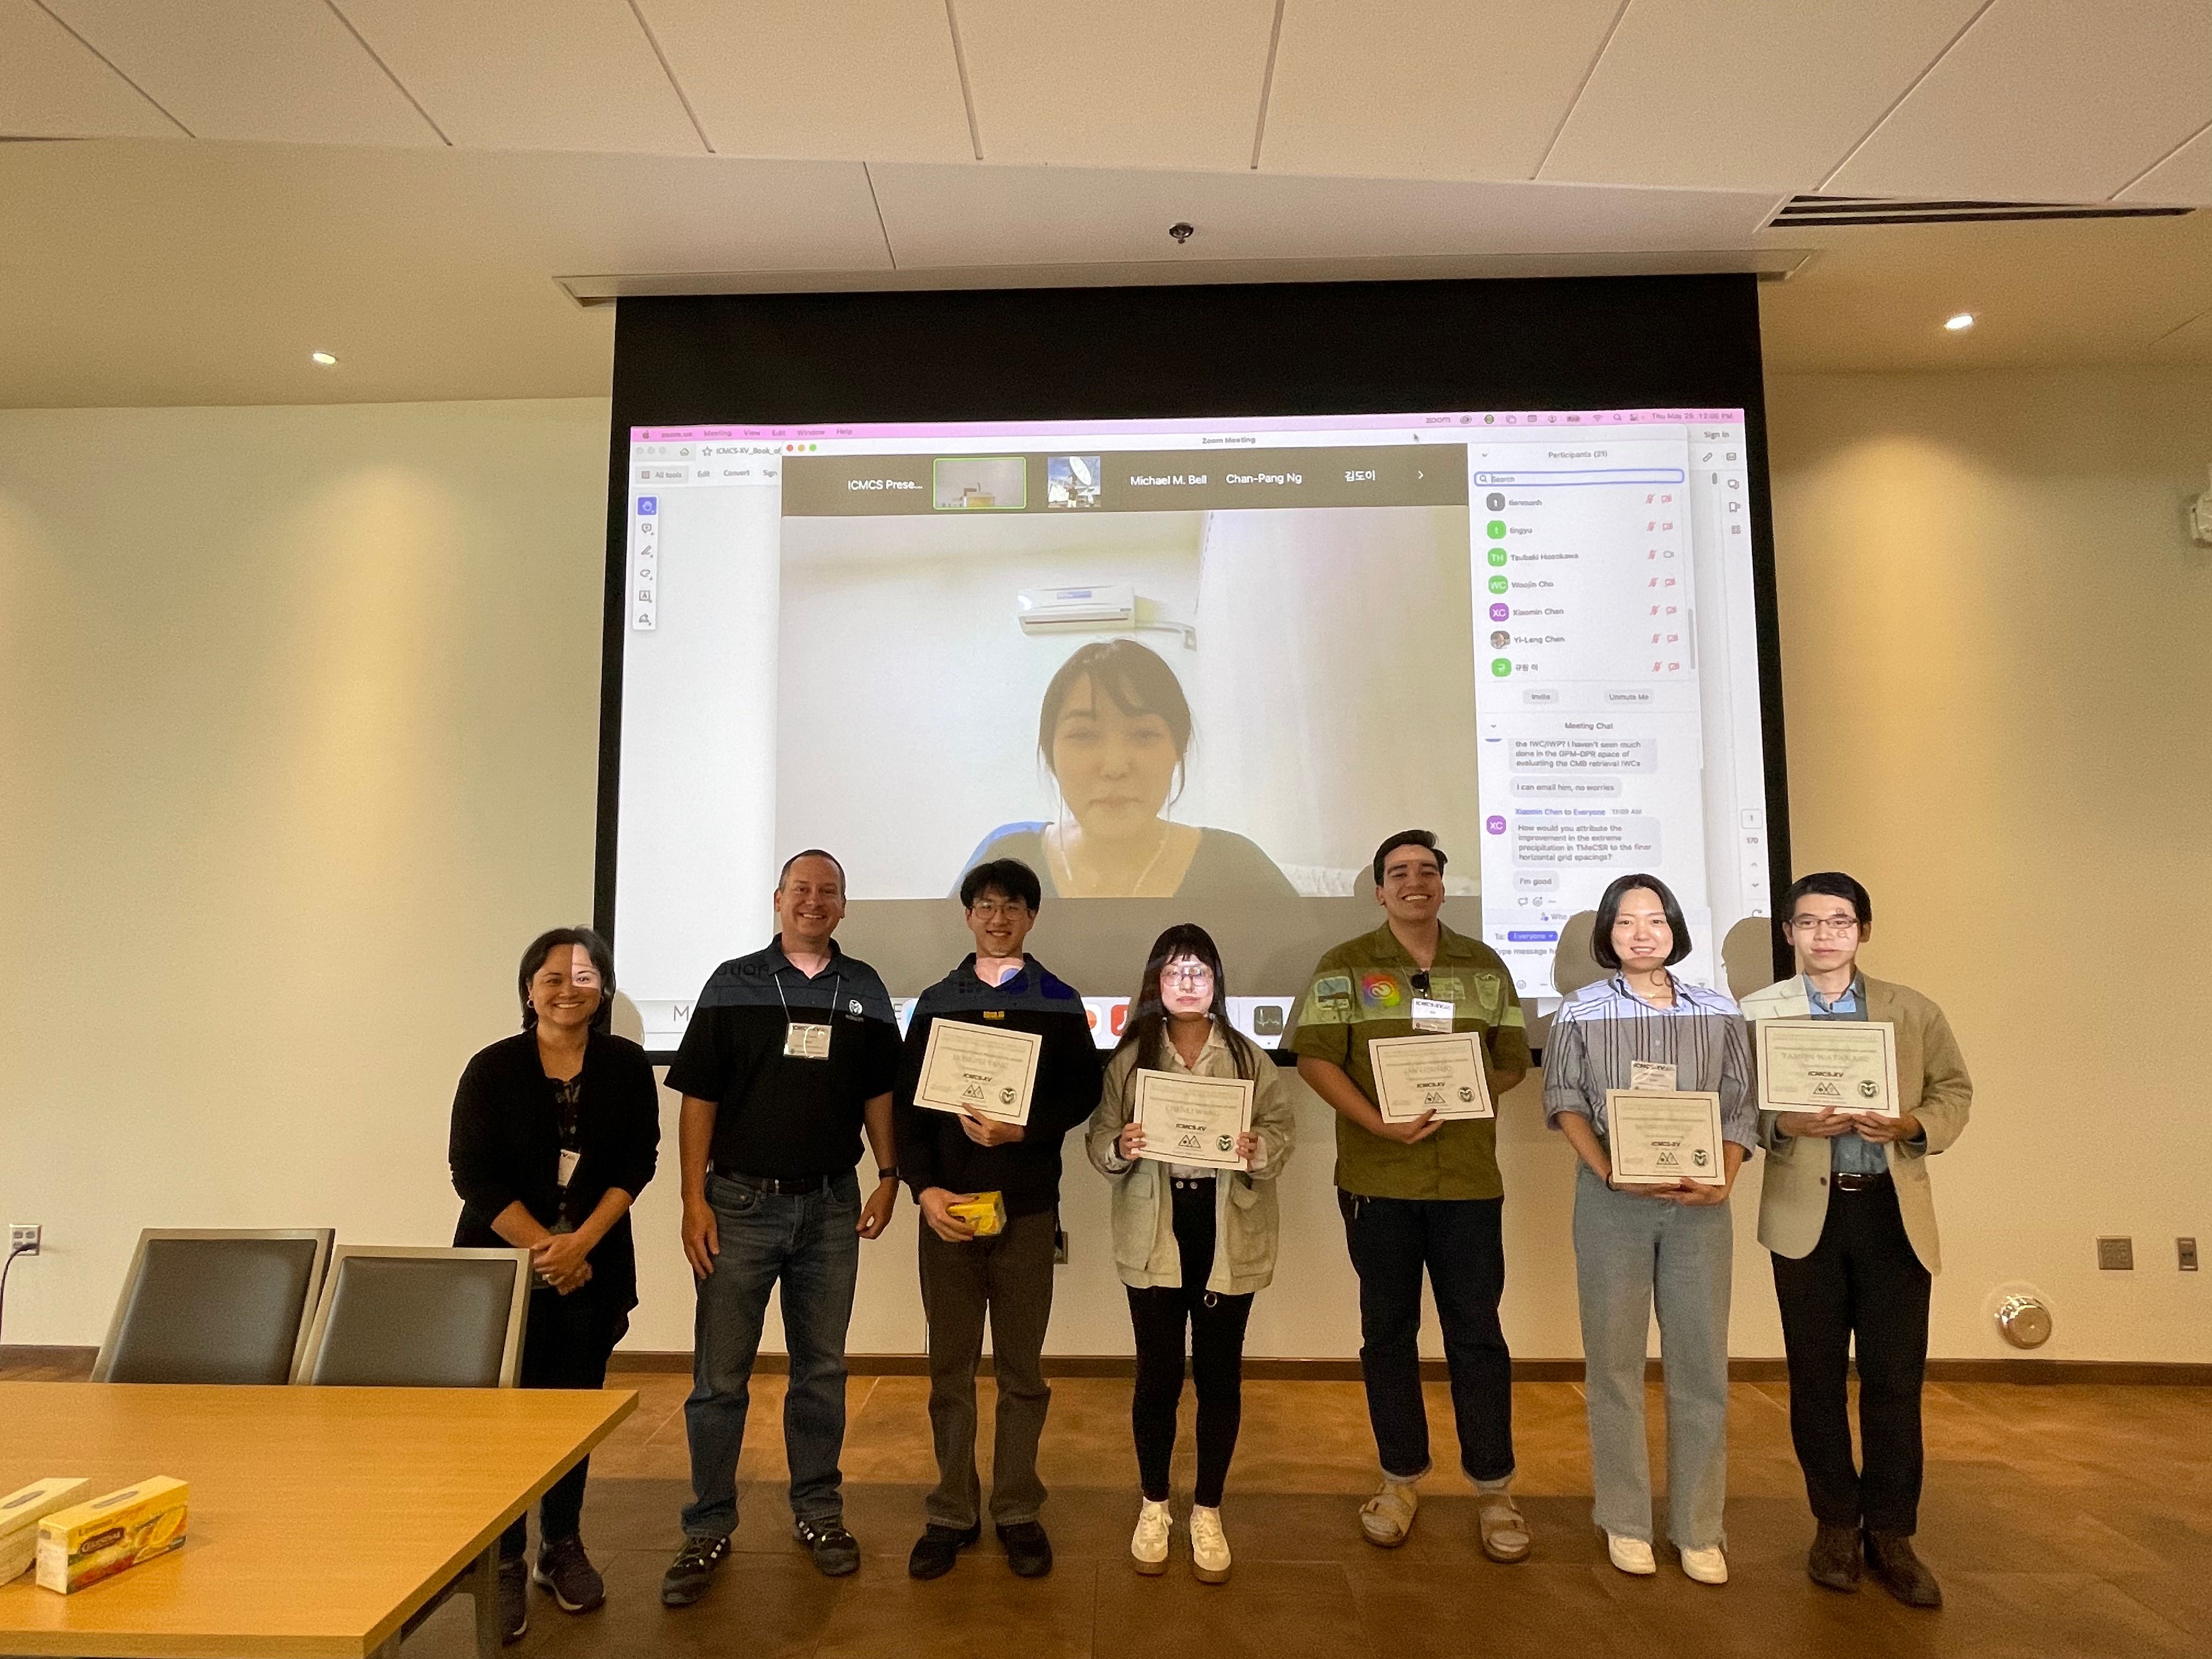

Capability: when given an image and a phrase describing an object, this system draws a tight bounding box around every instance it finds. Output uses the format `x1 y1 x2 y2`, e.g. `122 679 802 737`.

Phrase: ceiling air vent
1770 194 2192 228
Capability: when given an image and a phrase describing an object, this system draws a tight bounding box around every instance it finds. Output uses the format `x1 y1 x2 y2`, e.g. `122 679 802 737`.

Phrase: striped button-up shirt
1542 974 1757 1151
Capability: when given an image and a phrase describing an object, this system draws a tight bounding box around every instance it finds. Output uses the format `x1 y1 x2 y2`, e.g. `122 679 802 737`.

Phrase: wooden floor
375 1369 2210 1659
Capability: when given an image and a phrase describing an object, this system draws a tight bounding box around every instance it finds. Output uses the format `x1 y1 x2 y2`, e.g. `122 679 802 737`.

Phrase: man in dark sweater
896 857 1105 1582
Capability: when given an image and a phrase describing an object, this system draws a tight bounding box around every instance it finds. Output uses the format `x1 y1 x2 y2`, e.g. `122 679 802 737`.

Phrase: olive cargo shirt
1285 921 1532 1200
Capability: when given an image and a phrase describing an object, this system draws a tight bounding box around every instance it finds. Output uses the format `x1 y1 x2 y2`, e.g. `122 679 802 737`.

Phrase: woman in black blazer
450 926 659 1639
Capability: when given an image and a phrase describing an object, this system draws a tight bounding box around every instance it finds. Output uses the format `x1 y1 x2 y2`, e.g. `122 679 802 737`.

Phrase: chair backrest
294 1246 531 1388
93 1229 336 1384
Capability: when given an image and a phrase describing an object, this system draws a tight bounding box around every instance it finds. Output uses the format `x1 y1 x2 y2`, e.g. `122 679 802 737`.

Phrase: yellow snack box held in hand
946 1191 1007 1237
0 1479 91 1584
35 1477 189 1594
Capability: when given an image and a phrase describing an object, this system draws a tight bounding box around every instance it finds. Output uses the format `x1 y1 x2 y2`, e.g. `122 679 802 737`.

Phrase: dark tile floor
395 1371 2210 1659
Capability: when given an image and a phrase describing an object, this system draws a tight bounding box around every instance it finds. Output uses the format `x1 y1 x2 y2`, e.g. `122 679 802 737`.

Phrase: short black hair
1037 639 1194 799
960 857 1042 912
1784 871 1872 930
778 848 846 890
1372 829 1447 887
1590 873 1692 970
517 926 616 1033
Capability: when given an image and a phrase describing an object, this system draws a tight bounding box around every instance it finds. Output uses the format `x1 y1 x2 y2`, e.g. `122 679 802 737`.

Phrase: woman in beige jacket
1087 924 1296 1585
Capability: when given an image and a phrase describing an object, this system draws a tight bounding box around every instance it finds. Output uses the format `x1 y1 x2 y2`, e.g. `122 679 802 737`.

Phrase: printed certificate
1606 1090 1726 1187
1757 1019 1899 1118
914 1018 1042 1125
1368 1031 1494 1122
1132 1069 1254 1171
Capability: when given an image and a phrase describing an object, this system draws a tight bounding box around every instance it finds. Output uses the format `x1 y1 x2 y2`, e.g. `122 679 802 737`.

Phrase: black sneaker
659 1534 730 1607
793 1517 861 1578
496 1556 528 1644
998 1520 1053 1578
532 1533 606 1613
907 1522 980 1581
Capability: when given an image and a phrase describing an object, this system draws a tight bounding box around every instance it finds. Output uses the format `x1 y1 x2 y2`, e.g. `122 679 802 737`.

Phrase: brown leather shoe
1864 1530 1942 1609
1807 1523 1861 1592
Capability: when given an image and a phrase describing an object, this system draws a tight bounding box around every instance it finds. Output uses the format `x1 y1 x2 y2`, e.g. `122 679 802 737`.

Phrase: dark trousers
501 1283 624 1558
1339 1190 1514 1484
1771 1181 1933 1536
918 1206 1059 1529
1127 1176 1255 1509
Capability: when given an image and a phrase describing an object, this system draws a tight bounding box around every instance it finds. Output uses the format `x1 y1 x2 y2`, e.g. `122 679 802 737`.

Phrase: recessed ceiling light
1943 313 1976 332
310 350 339 366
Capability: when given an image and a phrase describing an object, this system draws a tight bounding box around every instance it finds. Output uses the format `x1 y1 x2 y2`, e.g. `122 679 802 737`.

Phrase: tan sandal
1359 1478 1419 1547
1478 1492 1531 1562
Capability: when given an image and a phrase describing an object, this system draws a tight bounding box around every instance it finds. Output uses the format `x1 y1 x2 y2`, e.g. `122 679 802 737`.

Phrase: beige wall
2 373 2207 1363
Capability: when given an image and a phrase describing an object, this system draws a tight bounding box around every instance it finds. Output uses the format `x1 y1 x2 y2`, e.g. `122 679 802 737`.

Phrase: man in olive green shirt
1290 830 1533 1562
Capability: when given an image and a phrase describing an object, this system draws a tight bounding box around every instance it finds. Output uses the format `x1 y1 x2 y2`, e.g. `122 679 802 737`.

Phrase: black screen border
598 277 1794 1055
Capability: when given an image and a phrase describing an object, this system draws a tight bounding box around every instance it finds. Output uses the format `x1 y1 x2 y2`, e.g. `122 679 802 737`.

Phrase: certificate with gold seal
1132 1069 1254 1171
1756 1019 1899 1118
1606 1090 1726 1187
915 1018 1042 1125
1368 1031 1493 1122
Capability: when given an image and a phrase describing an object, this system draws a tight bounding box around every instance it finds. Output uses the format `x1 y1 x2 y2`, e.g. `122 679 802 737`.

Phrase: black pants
1339 1190 1514 1484
501 1283 625 1558
1128 1176 1254 1508
1770 1180 1933 1536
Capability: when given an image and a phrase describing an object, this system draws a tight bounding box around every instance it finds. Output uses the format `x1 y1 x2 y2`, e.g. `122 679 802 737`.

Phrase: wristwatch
877 1166 901 1184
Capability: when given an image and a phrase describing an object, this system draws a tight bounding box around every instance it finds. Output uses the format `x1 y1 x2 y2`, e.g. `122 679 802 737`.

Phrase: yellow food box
1 1479 91 1584
35 1477 189 1594
947 1191 1007 1237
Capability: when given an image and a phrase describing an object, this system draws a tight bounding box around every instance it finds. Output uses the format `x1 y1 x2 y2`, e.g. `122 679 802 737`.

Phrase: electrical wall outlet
7 1224 38 1255
2096 1236 2134 1271
2181 1238 2200 1272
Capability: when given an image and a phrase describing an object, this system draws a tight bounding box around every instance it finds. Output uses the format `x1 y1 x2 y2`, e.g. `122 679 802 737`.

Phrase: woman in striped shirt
1543 873 1754 1587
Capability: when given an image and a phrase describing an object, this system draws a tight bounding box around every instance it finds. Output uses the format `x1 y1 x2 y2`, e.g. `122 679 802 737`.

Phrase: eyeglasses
1787 917 1861 937
1164 964 1214 987
969 901 1031 919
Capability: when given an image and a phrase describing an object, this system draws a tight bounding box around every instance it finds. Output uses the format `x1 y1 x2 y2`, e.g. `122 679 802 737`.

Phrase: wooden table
0 1383 635 1659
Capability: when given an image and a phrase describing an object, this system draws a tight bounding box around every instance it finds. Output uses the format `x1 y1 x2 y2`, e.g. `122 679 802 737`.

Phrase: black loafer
1807 1522 1861 1592
909 1522 980 1580
794 1517 861 1578
998 1520 1053 1578
659 1534 730 1607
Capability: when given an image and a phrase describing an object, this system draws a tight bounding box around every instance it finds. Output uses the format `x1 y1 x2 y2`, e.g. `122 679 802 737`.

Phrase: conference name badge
783 1022 833 1060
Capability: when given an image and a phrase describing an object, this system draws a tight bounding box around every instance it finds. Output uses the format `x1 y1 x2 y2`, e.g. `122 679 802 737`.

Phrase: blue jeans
680 1170 861 1538
1338 1190 1515 1485
1572 1165 1733 1549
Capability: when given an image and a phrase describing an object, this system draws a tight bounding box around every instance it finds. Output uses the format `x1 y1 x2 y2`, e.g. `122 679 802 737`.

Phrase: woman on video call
961 638 1297 899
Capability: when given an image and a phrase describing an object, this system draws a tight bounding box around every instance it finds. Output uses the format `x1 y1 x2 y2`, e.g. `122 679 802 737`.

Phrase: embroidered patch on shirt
1360 974 1403 1008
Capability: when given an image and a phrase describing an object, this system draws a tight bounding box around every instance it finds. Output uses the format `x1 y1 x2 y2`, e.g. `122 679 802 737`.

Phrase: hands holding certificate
1758 1020 1914 1143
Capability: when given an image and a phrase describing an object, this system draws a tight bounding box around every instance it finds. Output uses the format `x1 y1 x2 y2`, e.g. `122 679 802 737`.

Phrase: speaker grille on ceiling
1770 194 2193 228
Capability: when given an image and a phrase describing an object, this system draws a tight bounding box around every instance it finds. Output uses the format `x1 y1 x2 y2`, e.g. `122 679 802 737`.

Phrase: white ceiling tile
871 161 1779 268
0 0 177 137
1829 0 2212 202
1263 0 1621 181
333 0 702 154
952 0 1277 170
2118 121 2212 207
42 0 441 145
636 0 972 162
1540 0 1985 193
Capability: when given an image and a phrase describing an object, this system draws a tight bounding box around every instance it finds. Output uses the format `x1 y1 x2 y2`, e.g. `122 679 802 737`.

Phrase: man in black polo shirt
659 849 902 1605
896 859 1104 1581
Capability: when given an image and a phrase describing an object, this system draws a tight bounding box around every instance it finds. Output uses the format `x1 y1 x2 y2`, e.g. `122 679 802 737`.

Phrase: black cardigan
448 1030 661 1314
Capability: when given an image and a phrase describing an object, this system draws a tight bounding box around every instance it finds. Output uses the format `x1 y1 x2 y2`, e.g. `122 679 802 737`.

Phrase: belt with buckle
1171 1176 1216 1192
1831 1171 1892 1193
719 1170 830 1195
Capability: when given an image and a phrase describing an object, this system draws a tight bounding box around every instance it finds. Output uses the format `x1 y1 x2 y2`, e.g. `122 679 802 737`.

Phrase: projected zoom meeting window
614 413 1773 1050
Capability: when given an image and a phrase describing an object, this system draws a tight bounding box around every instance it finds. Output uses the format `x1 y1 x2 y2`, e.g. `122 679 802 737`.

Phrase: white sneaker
1130 1498 1171 1575
1189 1504 1231 1584
1680 1543 1729 1584
1607 1533 1657 1575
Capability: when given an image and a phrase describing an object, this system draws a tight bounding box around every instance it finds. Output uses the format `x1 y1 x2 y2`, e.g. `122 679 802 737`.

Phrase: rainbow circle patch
1360 974 1402 1008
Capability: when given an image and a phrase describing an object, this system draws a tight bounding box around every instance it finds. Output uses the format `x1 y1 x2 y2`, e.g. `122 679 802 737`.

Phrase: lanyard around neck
775 970 842 1023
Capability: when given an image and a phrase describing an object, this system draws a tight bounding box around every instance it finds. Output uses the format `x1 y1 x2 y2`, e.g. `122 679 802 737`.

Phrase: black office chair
92 1228 335 1384
294 1245 533 1657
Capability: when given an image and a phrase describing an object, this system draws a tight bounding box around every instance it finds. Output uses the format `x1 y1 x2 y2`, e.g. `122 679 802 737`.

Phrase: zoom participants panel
1470 422 1767 994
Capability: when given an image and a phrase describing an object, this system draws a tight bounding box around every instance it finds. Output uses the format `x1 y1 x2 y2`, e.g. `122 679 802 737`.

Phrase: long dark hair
517 926 616 1034
1115 923 1260 1082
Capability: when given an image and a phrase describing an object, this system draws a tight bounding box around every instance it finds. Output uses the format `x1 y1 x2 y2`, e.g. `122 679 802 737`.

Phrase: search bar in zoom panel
1474 469 1686 486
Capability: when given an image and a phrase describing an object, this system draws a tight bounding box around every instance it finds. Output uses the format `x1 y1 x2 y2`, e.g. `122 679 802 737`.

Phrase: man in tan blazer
1745 872 1971 1611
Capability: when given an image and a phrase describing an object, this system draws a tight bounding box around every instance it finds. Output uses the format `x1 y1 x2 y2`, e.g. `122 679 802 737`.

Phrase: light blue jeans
1572 1163 1733 1549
